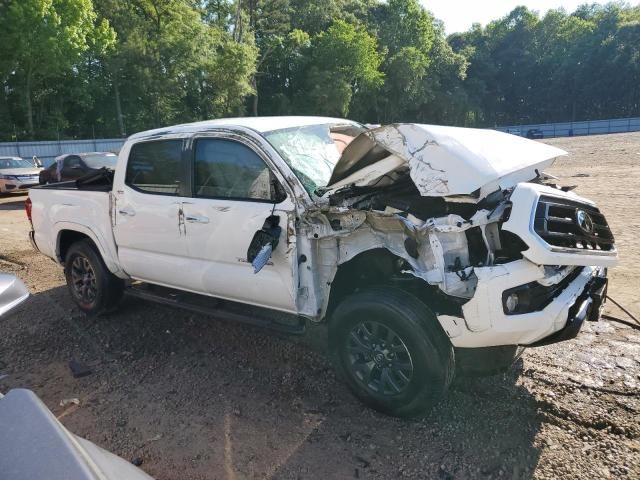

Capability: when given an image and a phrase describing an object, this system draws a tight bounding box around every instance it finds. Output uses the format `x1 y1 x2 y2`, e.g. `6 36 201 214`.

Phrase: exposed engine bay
306 174 544 307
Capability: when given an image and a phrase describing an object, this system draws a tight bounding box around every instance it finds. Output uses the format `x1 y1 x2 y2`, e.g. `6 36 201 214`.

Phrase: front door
181 136 297 313
112 138 192 288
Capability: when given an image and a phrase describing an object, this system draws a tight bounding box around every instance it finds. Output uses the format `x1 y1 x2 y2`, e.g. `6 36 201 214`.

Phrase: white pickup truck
27 117 617 416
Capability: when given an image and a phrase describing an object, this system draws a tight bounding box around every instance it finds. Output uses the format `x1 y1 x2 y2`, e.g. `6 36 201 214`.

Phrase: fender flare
53 221 128 279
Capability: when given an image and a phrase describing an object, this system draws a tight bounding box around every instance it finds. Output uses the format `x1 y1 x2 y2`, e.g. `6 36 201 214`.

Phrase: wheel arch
323 246 465 335
324 248 457 317
55 223 126 278
325 248 399 318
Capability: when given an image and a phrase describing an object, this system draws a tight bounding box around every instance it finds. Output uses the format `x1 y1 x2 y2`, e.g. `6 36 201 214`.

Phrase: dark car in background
38 152 117 185
526 128 544 139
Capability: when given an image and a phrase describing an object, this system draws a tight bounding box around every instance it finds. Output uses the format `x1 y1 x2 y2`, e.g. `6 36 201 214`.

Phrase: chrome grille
534 195 614 251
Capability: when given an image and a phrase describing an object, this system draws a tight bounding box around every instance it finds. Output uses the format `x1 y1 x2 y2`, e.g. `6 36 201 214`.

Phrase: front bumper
437 260 608 348
0 178 39 192
529 275 607 347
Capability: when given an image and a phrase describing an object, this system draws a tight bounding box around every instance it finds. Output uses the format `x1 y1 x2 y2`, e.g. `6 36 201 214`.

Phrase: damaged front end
299 123 617 349
305 183 523 313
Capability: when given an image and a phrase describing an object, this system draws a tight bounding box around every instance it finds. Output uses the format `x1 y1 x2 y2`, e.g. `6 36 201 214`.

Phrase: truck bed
34 168 114 192
29 168 123 277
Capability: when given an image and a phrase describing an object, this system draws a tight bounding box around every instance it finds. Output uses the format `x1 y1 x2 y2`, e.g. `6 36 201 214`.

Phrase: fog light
505 293 519 313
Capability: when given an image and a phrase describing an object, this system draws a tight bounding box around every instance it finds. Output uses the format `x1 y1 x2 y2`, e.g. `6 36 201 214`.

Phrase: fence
0 138 125 167
495 116 640 138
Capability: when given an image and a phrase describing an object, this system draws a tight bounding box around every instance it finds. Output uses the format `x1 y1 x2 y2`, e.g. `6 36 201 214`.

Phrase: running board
125 284 306 335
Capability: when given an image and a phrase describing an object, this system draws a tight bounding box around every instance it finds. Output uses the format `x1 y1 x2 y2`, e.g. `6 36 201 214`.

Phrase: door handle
118 207 136 216
185 215 209 224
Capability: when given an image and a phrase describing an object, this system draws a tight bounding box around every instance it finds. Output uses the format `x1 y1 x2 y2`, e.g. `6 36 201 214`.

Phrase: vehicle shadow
0 193 29 210
1 285 542 480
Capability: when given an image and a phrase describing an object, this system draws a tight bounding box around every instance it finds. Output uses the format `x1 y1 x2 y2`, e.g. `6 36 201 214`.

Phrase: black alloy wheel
70 255 97 304
345 320 414 396
330 286 454 417
64 239 124 314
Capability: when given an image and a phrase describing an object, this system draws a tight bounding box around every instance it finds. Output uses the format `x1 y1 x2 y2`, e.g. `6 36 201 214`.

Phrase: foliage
300 20 383 116
450 3 640 126
0 0 115 138
1 1 639 140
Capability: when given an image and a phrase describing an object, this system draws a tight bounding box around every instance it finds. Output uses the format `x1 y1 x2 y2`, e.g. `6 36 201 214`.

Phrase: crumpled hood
0 167 42 176
327 124 567 199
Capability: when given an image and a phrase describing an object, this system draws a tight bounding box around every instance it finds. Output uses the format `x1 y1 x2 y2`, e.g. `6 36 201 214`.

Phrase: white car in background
0 157 42 193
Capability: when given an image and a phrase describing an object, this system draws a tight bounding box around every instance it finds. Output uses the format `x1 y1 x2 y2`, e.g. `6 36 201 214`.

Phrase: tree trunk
114 81 126 137
251 76 258 116
25 69 34 139
234 0 243 42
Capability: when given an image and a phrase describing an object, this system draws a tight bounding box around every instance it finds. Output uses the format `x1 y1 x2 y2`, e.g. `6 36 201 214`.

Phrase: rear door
180 134 298 313
112 139 192 288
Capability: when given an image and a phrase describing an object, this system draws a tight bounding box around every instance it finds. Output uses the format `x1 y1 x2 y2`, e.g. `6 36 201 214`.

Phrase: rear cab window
125 140 185 196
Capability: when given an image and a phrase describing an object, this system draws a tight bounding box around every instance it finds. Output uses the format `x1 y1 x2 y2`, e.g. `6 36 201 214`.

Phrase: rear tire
329 286 454 417
64 239 123 315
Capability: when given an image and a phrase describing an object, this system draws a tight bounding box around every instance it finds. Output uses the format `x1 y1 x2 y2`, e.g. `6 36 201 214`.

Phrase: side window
64 156 82 168
194 138 276 201
125 140 184 196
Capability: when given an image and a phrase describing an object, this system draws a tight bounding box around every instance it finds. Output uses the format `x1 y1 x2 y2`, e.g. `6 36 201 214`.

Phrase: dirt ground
1 132 639 480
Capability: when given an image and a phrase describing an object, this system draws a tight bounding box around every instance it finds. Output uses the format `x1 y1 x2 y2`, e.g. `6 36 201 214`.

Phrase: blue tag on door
252 243 273 274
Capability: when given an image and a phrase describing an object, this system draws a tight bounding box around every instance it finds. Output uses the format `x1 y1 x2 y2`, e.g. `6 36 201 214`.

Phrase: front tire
330 286 454 417
64 239 124 315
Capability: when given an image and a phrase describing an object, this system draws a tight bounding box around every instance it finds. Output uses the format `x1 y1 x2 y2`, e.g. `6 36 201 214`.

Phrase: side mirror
0 274 29 317
246 215 282 273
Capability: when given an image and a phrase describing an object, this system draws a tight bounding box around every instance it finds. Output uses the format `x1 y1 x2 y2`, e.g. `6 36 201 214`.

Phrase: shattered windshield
264 123 367 194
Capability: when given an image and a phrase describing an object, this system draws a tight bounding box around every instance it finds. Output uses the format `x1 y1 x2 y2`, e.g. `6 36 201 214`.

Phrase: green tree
241 0 292 115
2 0 640 140
450 3 640 126
359 0 466 123
0 0 115 138
413 27 468 125
257 29 311 115
94 0 257 135
300 20 383 116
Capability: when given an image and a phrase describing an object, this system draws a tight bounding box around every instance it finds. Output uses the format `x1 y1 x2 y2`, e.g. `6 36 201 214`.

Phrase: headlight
504 293 519 313
0 174 15 180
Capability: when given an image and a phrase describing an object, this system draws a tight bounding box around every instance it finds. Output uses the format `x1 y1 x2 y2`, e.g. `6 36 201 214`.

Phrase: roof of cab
127 116 359 140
